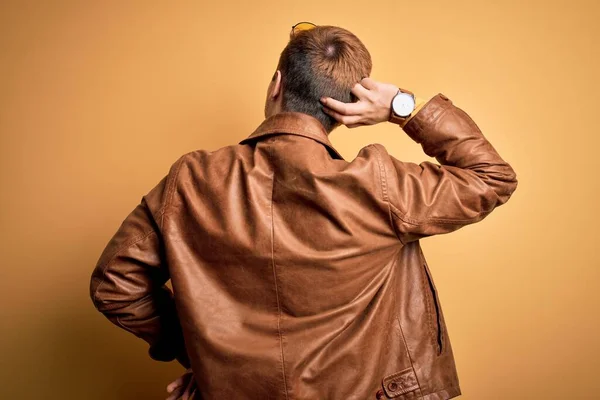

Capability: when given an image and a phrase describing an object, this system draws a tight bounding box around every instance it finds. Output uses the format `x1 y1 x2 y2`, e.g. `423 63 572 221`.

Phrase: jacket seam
421 259 438 351
369 144 405 246
160 154 188 231
389 202 493 225
390 252 424 398
369 144 388 202
267 146 289 400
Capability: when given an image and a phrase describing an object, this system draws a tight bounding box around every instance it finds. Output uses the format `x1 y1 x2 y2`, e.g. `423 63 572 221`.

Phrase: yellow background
1 1 598 399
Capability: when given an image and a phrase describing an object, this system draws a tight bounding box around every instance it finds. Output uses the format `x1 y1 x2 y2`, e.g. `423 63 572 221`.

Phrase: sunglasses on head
290 21 317 39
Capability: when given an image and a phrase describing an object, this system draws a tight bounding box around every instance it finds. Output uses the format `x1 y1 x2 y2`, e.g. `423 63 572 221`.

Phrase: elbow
89 268 124 313
497 165 518 205
506 162 518 193
89 273 106 312
478 163 518 207
89 266 154 313
508 172 518 197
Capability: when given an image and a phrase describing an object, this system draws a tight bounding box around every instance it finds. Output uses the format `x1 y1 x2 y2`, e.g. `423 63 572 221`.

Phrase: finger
167 376 185 393
166 387 184 400
350 83 373 101
360 77 378 90
320 97 363 116
181 375 196 400
346 122 365 129
166 382 183 394
323 107 362 126
166 373 193 400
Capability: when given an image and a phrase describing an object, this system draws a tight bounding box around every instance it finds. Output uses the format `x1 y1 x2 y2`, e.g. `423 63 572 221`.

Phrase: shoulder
354 143 392 166
167 145 246 192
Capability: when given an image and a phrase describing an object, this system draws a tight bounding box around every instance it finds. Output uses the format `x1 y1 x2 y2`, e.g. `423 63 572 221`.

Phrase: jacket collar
239 112 345 161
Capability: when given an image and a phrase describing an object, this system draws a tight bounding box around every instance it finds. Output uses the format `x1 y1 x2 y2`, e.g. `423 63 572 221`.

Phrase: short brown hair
275 25 372 132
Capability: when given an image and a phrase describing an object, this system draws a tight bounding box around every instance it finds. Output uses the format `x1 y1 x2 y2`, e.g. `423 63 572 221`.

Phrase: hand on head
320 77 399 129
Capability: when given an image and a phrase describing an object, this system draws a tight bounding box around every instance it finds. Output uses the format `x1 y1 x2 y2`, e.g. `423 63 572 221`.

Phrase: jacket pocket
422 260 444 355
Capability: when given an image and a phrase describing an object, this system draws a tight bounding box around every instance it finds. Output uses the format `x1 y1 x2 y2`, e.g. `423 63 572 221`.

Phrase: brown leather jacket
90 93 518 400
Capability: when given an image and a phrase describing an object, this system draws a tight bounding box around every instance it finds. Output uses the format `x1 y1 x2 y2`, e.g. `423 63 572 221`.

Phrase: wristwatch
389 87 416 125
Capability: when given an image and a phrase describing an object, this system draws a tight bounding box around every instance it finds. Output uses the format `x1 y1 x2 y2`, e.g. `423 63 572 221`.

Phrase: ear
270 70 282 99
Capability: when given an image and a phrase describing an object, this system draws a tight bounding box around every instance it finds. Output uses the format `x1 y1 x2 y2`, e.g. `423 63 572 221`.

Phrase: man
90 23 517 400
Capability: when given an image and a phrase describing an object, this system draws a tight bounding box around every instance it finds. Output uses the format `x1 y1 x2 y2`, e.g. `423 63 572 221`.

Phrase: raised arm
321 78 518 244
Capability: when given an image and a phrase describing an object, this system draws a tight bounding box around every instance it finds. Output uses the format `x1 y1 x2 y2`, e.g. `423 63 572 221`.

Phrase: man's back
91 93 516 399
168 112 418 398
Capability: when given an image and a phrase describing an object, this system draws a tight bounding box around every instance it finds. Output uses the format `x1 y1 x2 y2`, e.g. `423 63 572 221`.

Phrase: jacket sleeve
89 155 190 367
372 93 518 244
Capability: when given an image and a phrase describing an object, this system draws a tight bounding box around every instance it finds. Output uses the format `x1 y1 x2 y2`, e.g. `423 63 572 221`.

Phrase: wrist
389 87 416 126
388 88 428 128
399 96 427 128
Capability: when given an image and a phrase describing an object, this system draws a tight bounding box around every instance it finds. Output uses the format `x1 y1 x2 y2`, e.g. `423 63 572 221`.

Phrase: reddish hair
275 25 372 132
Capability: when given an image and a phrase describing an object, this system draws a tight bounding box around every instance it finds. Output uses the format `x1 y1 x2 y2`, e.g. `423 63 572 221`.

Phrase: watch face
392 92 416 117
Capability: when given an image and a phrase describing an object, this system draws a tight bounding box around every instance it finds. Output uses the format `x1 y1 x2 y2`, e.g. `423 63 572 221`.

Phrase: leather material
90 93 518 399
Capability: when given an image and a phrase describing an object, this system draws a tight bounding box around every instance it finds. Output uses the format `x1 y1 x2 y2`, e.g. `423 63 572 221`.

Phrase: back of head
276 25 372 133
